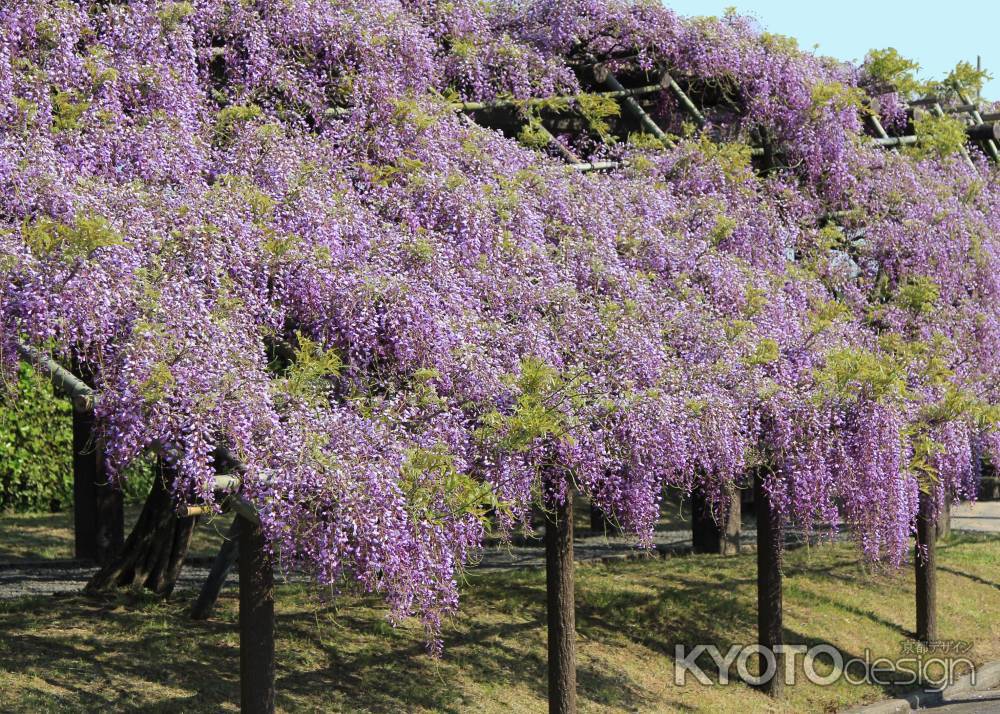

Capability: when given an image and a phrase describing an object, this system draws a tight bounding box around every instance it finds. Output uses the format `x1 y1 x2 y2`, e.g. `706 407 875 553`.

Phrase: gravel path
2 505 995 600
0 525 860 599
951 501 1000 533
0 559 221 600
0 529 699 600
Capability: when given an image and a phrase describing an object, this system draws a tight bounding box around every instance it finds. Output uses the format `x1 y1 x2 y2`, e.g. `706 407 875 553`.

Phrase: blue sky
664 1 1000 99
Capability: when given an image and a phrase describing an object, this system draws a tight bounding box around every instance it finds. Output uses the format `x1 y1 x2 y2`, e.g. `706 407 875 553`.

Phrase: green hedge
0 362 153 513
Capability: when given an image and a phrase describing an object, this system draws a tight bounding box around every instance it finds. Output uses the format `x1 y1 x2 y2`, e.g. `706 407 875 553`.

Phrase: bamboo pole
932 103 977 170
180 505 213 518
868 114 890 140
966 122 1000 142
958 91 1000 162
14 343 95 412
456 83 668 113
662 71 706 127
570 161 619 172
594 67 670 142
874 135 919 148
531 122 583 164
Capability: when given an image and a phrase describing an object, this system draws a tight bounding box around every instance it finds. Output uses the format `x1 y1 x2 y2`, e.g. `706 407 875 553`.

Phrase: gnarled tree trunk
691 485 741 556
86 459 197 597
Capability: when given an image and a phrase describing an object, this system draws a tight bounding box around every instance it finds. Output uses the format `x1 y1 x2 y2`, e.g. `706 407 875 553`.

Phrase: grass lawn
0 527 998 713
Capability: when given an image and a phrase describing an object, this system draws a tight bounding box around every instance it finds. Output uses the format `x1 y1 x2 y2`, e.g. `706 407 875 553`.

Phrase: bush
0 362 153 512
0 362 73 511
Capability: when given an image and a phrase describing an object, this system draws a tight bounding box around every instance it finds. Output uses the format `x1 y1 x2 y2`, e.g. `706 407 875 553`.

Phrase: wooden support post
691 487 741 555
754 470 783 697
915 490 938 644
72 408 123 564
191 516 241 620
240 514 275 714
545 494 576 714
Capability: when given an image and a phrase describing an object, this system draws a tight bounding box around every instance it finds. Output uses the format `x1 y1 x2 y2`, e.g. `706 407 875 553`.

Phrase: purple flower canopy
1 0 997 637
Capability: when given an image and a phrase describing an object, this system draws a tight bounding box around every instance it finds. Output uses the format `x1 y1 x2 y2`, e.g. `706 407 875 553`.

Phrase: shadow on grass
938 565 1000 591
1 538 994 712
0 592 240 712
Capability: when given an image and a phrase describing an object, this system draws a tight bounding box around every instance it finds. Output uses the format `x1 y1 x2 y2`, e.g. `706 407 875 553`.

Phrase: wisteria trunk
691 487 741 556
589 502 610 533
72 408 123 565
935 499 951 540
754 470 783 698
915 490 938 643
191 515 241 620
85 459 197 597
545 494 576 714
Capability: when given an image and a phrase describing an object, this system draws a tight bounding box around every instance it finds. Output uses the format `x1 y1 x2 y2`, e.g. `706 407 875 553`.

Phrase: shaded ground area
0 535 998 713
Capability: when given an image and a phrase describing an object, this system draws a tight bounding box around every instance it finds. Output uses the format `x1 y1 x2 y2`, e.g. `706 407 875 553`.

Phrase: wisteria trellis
1 0 998 643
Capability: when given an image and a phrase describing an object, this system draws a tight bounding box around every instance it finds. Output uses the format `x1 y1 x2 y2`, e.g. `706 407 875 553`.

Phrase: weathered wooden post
240 512 275 714
915 490 938 644
755 470 783 697
72 407 123 564
545 493 576 714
